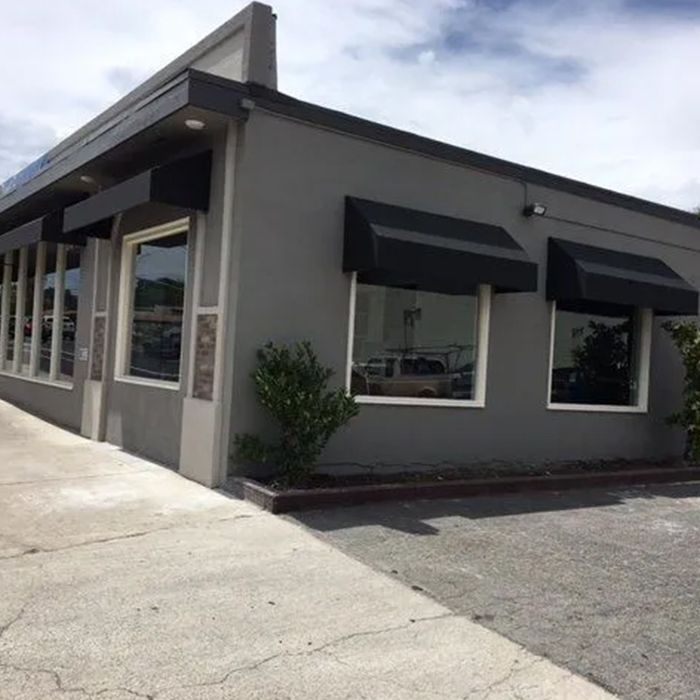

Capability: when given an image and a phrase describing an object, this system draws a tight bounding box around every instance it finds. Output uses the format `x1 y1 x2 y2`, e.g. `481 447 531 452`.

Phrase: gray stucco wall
228 110 697 473
101 135 229 467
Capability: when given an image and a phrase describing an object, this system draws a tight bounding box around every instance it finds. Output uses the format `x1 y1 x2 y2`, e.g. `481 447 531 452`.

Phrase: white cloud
1 0 699 210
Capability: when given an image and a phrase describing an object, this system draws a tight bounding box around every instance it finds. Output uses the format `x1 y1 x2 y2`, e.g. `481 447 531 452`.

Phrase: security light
523 202 547 217
184 118 206 131
79 174 96 185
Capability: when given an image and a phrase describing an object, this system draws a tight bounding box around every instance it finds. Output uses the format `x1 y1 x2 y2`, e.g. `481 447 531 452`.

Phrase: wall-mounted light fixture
523 202 547 217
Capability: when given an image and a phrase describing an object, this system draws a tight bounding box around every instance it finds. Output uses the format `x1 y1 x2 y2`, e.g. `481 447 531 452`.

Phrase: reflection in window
0 255 4 368
5 251 16 365
38 244 57 379
126 231 187 383
60 246 81 381
351 283 479 400
21 245 37 374
550 305 637 406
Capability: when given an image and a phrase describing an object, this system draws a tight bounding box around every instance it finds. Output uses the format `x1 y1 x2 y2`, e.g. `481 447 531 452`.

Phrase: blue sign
0 154 51 199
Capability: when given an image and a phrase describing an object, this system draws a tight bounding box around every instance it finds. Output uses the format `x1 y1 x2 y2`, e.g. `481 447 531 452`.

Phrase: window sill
0 370 73 391
114 375 181 391
547 402 647 414
355 395 485 409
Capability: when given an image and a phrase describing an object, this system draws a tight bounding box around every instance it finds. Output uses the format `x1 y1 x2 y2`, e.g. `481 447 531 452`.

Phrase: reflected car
41 315 76 341
358 354 456 399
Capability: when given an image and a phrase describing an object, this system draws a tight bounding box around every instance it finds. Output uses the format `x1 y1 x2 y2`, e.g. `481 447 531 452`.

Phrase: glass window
21 245 37 375
123 230 187 383
59 245 81 381
350 283 480 401
38 244 57 379
0 256 4 367
550 305 638 406
5 251 16 366
0 266 2 332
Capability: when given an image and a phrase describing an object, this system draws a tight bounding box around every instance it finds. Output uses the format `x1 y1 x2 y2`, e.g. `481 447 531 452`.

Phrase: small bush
235 341 359 485
663 320 700 460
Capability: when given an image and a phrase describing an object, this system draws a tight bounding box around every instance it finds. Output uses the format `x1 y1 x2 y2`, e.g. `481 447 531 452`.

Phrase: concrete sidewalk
0 400 613 699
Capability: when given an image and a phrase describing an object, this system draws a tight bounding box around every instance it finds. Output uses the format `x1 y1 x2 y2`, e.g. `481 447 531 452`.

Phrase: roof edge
221 76 700 231
2 65 699 234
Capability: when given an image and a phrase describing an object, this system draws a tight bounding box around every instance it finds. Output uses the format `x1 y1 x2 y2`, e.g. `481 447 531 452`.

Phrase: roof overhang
0 70 248 236
546 237 698 316
344 196 538 294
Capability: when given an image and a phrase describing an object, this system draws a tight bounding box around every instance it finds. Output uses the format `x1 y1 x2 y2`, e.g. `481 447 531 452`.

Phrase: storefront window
21 245 37 374
0 254 5 368
350 282 486 402
5 251 16 366
549 303 648 408
60 245 81 381
0 243 81 385
38 244 57 379
118 223 188 385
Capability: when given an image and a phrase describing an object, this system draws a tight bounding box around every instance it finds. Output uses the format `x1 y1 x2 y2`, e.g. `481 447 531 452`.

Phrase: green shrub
663 320 700 460
235 341 360 485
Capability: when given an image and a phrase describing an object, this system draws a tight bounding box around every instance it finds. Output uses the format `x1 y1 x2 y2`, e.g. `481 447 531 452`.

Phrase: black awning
0 211 86 256
62 151 212 236
343 197 537 294
547 237 698 315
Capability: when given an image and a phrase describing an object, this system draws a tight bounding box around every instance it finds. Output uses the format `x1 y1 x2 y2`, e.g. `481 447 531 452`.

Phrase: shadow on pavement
292 480 700 535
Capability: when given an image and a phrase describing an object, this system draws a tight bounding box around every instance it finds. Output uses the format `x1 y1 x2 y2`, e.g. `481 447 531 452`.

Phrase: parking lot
294 483 700 700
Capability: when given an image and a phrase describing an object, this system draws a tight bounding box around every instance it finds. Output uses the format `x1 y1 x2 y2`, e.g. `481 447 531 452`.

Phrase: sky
0 0 699 210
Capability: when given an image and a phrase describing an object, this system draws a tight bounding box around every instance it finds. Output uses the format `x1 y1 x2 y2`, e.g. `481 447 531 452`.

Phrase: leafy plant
663 320 700 460
235 341 359 485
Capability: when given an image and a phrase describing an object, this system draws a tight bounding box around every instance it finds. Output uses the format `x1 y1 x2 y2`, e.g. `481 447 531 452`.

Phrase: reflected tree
572 319 632 404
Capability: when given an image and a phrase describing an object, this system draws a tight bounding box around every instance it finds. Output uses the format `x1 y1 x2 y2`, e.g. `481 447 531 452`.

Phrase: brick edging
225 466 700 514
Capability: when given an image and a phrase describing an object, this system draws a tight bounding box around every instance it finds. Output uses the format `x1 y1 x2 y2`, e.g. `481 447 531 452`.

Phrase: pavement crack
309 612 454 655
0 604 27 642
0 514 256 561
0 662 154 699
462 656 545 699
176 612 455 693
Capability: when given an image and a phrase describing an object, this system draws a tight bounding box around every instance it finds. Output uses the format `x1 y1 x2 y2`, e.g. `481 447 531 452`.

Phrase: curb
226 466 700 514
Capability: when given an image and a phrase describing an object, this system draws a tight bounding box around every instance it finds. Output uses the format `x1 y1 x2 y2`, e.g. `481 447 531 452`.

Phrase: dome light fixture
184 118 206 131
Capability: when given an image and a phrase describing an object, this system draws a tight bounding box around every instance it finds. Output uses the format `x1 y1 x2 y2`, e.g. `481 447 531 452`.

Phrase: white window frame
0 251 13 373
546 301 652 414
0 242 74 389
114 218 189 391
345 272 491 408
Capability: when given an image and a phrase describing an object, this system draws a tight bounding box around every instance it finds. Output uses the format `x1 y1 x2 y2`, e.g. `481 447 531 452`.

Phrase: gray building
0 2 697 488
